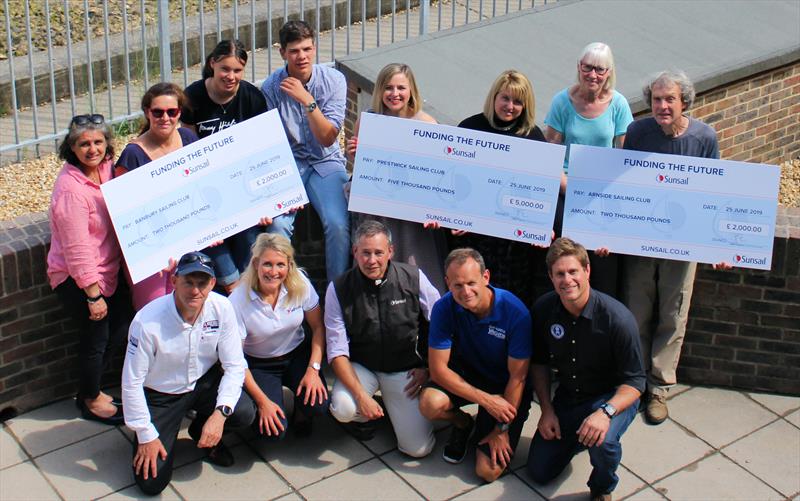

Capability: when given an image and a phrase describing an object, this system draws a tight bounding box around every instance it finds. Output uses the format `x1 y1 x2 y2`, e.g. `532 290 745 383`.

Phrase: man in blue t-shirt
419 248 532 483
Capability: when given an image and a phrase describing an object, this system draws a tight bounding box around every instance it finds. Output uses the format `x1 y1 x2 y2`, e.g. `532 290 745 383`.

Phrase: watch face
311 362 321 370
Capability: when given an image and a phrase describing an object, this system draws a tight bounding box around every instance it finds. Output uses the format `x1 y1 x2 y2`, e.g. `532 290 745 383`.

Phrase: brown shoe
645 393 668 425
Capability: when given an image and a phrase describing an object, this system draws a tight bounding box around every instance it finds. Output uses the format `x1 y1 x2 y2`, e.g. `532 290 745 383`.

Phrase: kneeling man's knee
329 391 358 423
418 388 450 420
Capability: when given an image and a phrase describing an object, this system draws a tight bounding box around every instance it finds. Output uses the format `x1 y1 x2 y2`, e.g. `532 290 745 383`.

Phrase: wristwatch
496 421 510 432
599 403 617 418
86 294 104 304
305 101 318 113
309 362 321 371
215 405 233 418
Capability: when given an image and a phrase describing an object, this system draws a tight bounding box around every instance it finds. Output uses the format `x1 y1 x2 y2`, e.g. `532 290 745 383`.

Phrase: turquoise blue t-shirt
544 88 633 171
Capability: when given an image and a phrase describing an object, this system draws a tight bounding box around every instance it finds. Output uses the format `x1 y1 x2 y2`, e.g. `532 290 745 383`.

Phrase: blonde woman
454 70 546 308
228 234 328 438
346 63 447 292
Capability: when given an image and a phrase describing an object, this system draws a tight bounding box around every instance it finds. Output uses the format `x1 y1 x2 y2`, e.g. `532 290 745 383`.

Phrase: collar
454 284 500 324
248 284 287 306
65 159 112 187
556 288 597 321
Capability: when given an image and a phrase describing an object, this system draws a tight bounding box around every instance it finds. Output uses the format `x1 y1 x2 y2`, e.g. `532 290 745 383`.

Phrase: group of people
45 18 725 500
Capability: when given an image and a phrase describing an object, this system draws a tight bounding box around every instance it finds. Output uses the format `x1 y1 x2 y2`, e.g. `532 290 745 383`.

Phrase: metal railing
1 0 556 165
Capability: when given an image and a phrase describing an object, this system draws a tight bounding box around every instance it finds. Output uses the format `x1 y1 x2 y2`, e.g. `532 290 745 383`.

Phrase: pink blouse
47 159 122 295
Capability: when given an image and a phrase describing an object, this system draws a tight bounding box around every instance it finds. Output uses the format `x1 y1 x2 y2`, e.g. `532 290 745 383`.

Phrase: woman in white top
229 233 328 438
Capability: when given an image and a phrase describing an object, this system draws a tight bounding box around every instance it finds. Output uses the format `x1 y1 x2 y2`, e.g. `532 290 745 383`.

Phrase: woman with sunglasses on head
346 63 448 292
229 233 329 439
182 39 272 295
116 82 199 310
48 114 133 425
545 42 633 297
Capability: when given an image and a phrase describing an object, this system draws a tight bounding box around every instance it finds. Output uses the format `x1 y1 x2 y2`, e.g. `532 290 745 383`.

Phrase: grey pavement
1 383 798 500
1 0 533 166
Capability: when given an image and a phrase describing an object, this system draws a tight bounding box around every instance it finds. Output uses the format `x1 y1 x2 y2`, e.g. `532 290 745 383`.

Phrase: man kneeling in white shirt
122 252 255 495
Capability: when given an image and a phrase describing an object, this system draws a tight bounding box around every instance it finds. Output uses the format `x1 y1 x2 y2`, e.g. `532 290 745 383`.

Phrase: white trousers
330 362 435 458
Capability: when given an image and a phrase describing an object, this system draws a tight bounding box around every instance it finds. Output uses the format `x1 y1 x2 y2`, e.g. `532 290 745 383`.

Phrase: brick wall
680 208 800 395
682 61 799 165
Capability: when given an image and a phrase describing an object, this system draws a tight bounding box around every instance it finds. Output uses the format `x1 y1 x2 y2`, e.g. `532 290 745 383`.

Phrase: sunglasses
178 252 213 267
71 114 105 127
580 63 609 75
149 107 180 118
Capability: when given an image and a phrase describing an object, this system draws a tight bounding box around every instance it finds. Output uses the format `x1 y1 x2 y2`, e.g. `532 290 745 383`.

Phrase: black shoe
442 417 475 464
77 399 124 426
205 441 235 467
346 421 376 441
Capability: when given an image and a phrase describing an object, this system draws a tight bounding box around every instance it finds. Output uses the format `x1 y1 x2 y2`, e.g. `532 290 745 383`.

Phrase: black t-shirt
532 289 646 403
182 79 267 139
458 113 546 142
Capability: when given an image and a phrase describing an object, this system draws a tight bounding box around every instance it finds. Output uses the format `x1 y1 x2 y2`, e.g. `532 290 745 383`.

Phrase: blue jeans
202 225 262 286
526 391 638 495
267 168 350 281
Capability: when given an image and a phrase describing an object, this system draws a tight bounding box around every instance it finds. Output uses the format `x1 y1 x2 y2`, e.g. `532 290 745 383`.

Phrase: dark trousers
246 339 329 439
526 391 638 495
133 365 255 496
55 277 132 400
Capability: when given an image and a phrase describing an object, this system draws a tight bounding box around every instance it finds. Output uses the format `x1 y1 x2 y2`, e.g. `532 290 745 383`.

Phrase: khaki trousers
622 256 697 395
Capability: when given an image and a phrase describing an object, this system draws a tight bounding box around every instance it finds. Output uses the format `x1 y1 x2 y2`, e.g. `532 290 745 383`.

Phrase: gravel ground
0 0 245 59
1 147 797 222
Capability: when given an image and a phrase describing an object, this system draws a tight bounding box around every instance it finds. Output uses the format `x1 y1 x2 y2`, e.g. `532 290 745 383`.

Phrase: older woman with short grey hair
48 114 132 425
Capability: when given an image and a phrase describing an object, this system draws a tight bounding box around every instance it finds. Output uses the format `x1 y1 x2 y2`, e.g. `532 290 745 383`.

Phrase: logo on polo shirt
203 319 220 330
487 325 506 340
390 299 407 306
550 323 565 340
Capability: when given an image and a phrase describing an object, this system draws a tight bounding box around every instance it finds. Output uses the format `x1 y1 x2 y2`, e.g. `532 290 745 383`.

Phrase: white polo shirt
121 291 246 444
229 274 319 359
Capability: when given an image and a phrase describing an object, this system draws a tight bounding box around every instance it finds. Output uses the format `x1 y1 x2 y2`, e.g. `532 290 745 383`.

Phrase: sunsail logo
444 145 476 158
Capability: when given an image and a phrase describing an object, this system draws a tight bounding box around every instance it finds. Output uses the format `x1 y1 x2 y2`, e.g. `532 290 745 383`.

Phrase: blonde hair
371 63 423 117
575 42 616 92
482 70 537 136
243 233 307 307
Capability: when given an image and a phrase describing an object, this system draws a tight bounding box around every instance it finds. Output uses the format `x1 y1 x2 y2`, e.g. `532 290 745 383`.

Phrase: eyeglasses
70 114 105 127
579 63 609 75
149 107 180 118
178 252 213 267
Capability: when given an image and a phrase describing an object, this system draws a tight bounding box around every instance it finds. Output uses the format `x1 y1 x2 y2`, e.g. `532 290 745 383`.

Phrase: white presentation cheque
102 110 308 283
562 145 780 270
349 113 566 244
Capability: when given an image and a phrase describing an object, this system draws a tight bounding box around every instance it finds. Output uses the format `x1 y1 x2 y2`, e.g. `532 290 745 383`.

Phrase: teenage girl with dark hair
182 40 272 293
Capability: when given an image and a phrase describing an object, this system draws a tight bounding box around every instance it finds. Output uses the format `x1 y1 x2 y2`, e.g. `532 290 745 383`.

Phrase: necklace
219 100 229 115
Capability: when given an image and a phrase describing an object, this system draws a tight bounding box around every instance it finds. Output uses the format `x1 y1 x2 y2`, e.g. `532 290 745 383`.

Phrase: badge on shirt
127 335 139 355
203 319 220 331
550 323 565 340
390 298 407 306
487 325 506 340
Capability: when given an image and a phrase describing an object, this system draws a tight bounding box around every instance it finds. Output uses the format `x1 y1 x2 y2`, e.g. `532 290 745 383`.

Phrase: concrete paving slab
250 414 373 489
0 460 60 501
171 444 291 500
274 493 304 501
0 425 28 469
509 401 541 471
624 486 668 500
34 428 134 500
381 429 482 500
668 387 778 448
298 457 423 500
99 484 182 500
619 413 713 483
748 392 800 416
354 416 399 456
722 419 800 497
652 452 782 500
517 451 646 500
454 472 544 500
5 398 113 457
786 409 800 429
669 384 691 398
